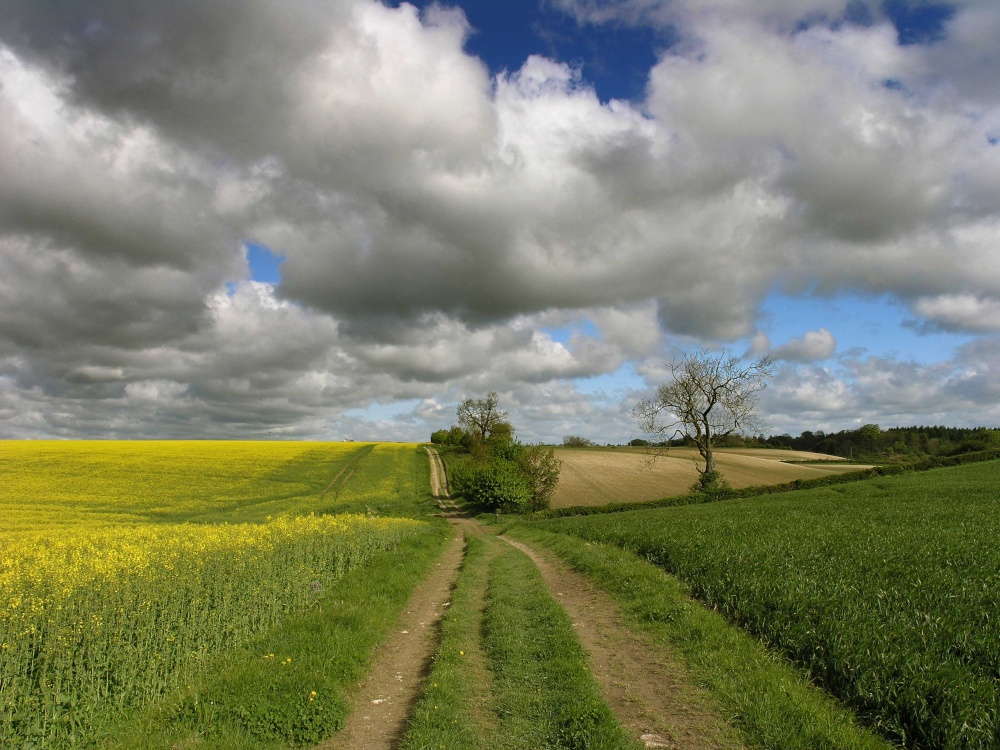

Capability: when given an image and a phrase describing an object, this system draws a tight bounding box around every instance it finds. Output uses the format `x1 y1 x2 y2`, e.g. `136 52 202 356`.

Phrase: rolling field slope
552 446 864 506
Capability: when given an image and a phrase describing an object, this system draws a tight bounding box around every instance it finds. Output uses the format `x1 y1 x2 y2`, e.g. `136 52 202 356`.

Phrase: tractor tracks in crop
321 444 375 497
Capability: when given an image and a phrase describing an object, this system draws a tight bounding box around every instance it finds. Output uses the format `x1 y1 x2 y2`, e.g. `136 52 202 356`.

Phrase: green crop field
0 440 444 747
535 460 1000 749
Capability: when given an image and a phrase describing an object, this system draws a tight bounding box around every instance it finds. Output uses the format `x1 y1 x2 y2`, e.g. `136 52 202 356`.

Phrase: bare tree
633 350 774 486
457 391 509 443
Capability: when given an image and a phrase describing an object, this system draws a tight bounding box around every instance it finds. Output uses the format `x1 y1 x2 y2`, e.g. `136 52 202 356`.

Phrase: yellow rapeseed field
0 440 430 745
0 440 369 533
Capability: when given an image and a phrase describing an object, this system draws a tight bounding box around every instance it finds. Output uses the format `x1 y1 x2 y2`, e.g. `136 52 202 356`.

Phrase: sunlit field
0 440 430 532
551 446 864 507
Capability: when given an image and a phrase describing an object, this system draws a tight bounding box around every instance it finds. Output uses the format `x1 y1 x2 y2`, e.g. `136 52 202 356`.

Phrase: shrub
452 460 532 513
489 437 524 463
518 446 561 511
690 469 732 497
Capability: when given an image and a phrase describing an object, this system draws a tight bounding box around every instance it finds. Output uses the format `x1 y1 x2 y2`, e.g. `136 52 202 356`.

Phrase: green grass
531 461 1000 749
102 525 453 749
402 534 639 750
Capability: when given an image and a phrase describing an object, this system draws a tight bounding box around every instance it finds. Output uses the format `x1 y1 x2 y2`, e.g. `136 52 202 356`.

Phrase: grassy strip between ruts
101 522 453 750
399 534 497 750
503 525 896 750
402 533 639 750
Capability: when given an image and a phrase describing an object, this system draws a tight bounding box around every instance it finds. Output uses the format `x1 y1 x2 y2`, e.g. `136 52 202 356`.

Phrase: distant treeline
442 423 1000 462
660 424 1000 461
627 425 1000 461
761 425 1000 460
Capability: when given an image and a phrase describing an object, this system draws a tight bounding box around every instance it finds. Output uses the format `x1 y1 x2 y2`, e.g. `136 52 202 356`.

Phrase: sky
1 0 999 444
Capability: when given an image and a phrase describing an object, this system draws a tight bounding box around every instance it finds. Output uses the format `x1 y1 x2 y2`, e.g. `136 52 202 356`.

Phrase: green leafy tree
443 392 561 513
457 392 508 443
859 423 882 453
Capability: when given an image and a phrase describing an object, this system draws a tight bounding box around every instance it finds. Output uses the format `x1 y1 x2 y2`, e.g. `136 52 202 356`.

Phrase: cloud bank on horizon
1 0 998 442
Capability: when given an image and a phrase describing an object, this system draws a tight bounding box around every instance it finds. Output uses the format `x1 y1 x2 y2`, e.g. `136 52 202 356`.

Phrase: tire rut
501 536 745 750
314 532 464 750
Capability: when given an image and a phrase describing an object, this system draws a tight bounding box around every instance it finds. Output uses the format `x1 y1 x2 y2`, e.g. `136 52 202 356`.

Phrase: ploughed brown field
551 447 866 507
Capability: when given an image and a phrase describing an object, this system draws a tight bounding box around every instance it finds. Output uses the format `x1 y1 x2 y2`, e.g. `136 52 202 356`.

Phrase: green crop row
535 460 1000 749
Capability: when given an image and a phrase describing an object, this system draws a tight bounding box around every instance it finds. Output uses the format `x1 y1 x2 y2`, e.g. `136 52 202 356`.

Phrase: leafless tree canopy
633 350 774 477
456 391 509 443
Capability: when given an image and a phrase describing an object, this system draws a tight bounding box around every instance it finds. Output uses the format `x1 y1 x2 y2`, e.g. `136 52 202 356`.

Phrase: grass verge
483 537 639 749
504 525 896 750
101 523 453 750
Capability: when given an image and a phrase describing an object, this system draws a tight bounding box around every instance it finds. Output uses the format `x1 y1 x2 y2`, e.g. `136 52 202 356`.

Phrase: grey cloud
2 0 1000 439
771 328 837 362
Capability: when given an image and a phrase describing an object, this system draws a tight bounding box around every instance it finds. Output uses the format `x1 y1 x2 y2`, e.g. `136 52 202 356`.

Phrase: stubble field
551 446 865 506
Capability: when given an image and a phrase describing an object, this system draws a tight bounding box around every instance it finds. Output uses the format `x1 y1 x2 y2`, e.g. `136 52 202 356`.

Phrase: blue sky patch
759 291 973 364
541 318 601 344
883 0 955 45
245 242 285 284
398 0 666 102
